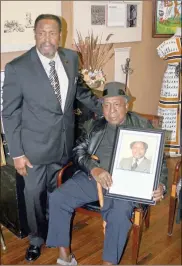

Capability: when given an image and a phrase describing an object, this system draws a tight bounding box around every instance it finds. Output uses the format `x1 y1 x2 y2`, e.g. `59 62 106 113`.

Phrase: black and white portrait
106 128 165 205
91 5 106 25
119 141 151 173
127 4 137 27
115 130 161 176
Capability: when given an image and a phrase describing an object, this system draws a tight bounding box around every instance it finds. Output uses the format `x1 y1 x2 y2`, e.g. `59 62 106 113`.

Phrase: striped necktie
49 60 62 106
131 158 138 171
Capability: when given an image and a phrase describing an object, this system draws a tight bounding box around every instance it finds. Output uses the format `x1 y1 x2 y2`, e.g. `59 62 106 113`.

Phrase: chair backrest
172 160 182 195
136 113 160 128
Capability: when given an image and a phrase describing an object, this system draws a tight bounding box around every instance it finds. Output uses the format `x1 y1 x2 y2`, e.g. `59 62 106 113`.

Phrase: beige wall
1 1 167 115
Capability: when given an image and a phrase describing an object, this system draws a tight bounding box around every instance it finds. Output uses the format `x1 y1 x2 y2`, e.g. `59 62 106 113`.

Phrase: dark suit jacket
2 47 102 165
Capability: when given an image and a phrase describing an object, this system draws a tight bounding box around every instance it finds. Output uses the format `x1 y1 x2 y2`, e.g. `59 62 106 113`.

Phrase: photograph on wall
91 5 106 25
1 1 62 52
73 1 143 44
107 2 126 27
152 0 181 37
126 4 137 27
105 127 165 205
4 12 34 33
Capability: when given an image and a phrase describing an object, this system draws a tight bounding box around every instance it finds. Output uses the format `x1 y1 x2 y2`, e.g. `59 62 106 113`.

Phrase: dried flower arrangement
74 31 114 89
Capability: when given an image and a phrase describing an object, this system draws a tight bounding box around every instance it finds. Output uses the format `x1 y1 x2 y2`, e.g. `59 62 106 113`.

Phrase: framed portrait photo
152 0 181 38
105 127 165 205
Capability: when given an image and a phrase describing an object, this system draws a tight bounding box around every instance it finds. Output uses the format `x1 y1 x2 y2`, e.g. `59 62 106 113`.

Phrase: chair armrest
133 208 143 226
171 160 182 198
57 162 73 187
173 160 182 184
97 183 104 208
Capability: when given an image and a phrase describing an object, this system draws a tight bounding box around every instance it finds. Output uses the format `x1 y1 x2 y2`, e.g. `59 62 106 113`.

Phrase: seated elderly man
46 82 168 265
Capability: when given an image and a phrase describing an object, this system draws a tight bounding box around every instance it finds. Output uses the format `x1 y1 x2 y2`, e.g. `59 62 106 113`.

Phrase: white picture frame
105 127 165 205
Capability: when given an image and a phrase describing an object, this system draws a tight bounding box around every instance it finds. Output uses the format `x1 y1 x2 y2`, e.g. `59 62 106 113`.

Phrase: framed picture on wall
105 127 165 205
1 1 62 52
152 0 181 38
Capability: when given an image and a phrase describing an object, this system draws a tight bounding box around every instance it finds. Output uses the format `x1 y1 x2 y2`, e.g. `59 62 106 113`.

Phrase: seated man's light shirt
36 48 68 111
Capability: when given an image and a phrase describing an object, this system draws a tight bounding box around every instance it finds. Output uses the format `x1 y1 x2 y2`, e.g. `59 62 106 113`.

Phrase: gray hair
130 141 148 150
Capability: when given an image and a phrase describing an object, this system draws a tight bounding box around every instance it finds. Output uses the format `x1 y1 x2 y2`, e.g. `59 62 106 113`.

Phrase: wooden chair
0 225 6 251
57 113 160 264
168 159 182 236
57 162 150 264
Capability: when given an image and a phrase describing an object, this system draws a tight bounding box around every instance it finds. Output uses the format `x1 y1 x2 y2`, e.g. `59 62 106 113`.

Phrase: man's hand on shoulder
13 156 33 176
90 167 112 189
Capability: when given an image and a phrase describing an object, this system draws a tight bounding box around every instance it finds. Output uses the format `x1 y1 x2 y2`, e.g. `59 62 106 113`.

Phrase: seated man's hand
90 167 112 189
152 183 164 202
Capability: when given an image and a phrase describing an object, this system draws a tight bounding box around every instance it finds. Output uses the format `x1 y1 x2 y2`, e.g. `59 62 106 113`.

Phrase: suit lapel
58 48 74 110
138 157 148 172
129 158 133 169
30 47 62 114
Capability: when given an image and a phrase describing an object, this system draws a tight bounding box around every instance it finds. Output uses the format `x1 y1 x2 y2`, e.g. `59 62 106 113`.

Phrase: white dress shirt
14 50 68 159
36 48 68 111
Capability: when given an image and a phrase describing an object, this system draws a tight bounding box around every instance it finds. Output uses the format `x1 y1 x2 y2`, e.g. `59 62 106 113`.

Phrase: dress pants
24 159 67 247
46 171 134 264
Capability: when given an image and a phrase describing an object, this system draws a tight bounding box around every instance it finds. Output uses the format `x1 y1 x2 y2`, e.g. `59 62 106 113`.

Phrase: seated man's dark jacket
73 111 168 191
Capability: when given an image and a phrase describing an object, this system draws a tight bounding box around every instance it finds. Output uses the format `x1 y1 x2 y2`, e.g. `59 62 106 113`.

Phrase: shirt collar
132 157 144 164
36 48 59 65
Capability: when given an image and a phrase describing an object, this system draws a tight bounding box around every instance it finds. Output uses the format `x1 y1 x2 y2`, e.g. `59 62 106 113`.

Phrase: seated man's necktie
49 60 62 107
131 158 138 171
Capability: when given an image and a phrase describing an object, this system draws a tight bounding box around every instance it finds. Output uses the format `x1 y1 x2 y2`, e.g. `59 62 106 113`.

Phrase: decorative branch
74 31 114 71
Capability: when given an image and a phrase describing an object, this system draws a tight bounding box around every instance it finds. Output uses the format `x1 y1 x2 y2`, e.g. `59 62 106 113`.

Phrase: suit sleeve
2 63 24 158
75 55 103 116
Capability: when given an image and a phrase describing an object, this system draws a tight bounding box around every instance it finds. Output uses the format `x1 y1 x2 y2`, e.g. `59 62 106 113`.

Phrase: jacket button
62 129 65 132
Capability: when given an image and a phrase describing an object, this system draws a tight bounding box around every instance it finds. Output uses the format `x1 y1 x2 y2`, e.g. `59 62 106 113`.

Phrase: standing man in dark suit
2 14 102 261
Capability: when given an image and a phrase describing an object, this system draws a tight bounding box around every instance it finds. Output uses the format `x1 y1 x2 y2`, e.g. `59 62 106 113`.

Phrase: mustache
40 43 55 48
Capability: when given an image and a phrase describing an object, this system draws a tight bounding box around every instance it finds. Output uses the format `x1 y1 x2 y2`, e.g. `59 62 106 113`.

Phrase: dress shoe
25 245 41 261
